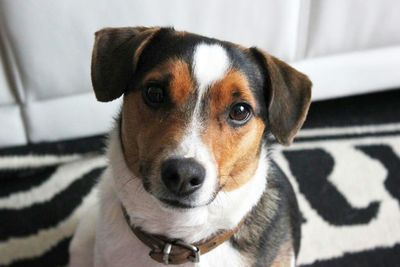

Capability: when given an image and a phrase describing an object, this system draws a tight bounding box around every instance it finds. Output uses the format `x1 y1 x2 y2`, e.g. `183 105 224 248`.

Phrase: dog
69 26 312 267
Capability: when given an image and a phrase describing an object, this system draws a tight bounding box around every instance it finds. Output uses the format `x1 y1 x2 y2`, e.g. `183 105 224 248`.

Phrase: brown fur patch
141 59 193 107
121 90 187 178
208 70 257 111
121 59 193 177
202 70 265 192
168 60 193 106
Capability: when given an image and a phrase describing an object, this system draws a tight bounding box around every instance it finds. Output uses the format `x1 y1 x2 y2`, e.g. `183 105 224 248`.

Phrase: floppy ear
91 27 160 102
250 48 312 146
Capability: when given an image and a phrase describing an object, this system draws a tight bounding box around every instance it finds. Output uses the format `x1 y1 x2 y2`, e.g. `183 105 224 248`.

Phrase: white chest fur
93 175 247 267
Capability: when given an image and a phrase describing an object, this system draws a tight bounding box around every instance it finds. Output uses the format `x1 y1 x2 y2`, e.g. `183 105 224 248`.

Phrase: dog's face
91 27 311 209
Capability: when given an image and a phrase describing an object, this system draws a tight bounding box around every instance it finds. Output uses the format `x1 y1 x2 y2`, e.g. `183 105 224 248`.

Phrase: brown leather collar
121 204 243 265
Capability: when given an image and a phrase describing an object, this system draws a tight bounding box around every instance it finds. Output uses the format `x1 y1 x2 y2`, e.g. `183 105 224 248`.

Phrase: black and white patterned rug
1 89 400 267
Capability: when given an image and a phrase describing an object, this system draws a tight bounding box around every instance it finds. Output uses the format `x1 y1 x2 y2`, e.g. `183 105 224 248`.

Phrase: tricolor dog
69 27 312 267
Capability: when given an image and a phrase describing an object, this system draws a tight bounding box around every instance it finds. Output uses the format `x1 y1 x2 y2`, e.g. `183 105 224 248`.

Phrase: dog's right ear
91 27 160 102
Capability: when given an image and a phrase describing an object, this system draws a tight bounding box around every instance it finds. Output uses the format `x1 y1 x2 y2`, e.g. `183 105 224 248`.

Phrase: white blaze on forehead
193 43 230 92
167 44 231 204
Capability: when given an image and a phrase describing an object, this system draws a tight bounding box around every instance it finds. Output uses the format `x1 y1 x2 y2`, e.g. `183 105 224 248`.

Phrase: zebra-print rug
1 89 400 267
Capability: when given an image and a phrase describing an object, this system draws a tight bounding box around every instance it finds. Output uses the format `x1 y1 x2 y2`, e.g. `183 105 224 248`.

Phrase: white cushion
294 46 400 100
305 0 400 58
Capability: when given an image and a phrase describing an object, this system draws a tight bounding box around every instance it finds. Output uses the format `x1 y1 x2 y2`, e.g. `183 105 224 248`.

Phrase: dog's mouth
158 192 219 209
155 185 222 210
158 198 200 209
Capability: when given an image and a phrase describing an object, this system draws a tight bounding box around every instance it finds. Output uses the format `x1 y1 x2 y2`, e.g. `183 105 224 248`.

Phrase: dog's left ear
91 27 160 102
250 48 312 146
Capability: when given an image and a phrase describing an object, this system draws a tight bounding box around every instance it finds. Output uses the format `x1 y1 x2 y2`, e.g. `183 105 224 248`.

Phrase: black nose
161 158 206 196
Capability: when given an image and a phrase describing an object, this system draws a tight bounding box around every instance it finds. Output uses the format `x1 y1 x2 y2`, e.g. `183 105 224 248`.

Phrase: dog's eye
144 86 164 107
229 103 252 125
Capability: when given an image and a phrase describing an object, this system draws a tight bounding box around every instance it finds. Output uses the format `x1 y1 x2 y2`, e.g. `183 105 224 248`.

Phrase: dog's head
92 27 311 209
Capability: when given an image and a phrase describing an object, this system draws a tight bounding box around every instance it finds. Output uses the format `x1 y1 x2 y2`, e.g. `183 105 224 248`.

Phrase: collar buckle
173 240 200 263
162 243 172 265
151 240 200 265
